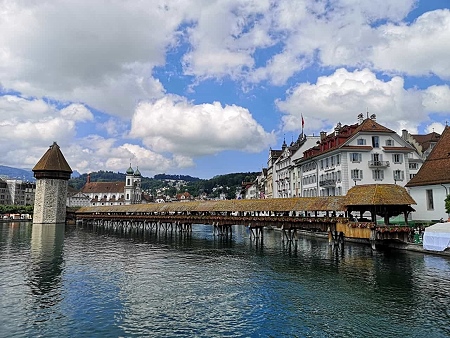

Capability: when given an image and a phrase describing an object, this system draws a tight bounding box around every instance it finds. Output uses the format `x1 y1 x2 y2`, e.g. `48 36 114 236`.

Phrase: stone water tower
32 142 72 224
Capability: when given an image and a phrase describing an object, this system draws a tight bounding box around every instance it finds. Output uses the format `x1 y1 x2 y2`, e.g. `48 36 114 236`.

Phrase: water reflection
28 223 65 304
2 221 450 337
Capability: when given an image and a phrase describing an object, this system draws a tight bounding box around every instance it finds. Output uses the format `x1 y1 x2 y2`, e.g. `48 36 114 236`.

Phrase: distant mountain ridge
0 165 35 181
0 165 80 181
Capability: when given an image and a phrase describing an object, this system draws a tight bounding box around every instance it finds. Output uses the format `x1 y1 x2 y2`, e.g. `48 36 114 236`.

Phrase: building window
372 136 379 148
410 174 416 179
336 154 341 165
357 138 366 145
409 163 418 170
127 179 131 185
351 169 363 180
372 169 384 181
392 154 403 164
350 153 362 162
426 189 434 210
393 170 404 181
385 139 394 146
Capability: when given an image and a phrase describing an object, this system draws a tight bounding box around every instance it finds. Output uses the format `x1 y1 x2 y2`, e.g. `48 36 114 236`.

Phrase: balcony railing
368 160 390 168
319 179 336 187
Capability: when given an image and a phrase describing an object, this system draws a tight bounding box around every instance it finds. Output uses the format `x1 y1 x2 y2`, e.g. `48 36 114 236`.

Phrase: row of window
302 174 316 185
320 171 342 183
350 153 404 164
303 188 318 197
357 137 395 147
351 169 405 181
320 155 341 169
320 187 342 196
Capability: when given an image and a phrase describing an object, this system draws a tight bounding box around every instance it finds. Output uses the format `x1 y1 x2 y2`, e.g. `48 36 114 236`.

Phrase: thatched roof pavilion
344 184 416 224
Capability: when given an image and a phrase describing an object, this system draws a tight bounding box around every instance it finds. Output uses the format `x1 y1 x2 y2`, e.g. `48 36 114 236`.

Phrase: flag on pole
301 114 305 128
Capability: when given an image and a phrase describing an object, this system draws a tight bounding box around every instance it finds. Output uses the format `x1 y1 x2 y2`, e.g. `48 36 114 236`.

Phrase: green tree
445 194 450 215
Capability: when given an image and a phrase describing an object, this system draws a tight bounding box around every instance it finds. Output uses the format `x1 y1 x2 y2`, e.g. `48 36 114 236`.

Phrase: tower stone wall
33 179 69 223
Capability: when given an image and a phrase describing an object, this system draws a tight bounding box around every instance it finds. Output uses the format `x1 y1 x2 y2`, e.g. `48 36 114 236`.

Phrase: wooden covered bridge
75 184 416 248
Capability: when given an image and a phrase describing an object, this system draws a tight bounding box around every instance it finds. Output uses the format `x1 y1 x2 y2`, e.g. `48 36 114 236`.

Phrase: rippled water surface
1 222 450 337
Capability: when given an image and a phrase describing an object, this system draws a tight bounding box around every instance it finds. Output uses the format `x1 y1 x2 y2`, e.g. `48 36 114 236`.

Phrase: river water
1 221 449 338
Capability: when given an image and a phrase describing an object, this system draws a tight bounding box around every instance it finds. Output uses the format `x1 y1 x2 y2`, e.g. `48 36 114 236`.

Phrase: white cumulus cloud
276 68 439 134
130 95 276 157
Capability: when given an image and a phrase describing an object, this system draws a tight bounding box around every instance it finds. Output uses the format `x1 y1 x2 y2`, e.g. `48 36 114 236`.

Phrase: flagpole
301 114 304 138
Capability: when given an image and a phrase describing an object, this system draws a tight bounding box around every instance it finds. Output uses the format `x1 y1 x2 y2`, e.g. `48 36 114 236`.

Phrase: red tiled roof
411 132 440 151
81 181 125 194
303 118 396 159
340 145 373 151
382 146 413 152
406 126 450 187
353 118 395 134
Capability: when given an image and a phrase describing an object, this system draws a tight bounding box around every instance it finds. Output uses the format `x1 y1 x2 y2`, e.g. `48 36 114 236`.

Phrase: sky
1 0 449 179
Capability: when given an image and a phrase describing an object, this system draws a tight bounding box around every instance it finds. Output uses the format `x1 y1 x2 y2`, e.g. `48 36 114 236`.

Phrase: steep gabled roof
353 118 396 134
406 126 450 187
410 131 440 152
81 181 125 194
302 118 397 160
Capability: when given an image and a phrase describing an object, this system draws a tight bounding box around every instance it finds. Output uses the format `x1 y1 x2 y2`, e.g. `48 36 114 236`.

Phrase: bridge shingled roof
76 183 417 216
76 196 346 214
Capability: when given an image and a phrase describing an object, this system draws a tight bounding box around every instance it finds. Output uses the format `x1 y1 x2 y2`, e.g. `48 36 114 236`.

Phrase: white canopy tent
423 222 450 251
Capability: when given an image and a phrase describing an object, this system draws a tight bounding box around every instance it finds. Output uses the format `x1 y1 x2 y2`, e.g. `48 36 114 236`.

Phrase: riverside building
263 113 425 199
78 164 143 206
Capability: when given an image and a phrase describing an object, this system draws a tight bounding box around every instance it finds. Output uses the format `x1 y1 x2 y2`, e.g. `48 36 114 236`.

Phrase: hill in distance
0 165 80 181
0 165 35 181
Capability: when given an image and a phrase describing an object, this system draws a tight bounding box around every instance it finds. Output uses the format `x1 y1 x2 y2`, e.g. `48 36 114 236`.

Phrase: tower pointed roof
33 142 72 180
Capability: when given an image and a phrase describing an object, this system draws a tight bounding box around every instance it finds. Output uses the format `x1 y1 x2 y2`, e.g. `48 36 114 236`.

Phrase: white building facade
272 135 321 198
296 115 423 197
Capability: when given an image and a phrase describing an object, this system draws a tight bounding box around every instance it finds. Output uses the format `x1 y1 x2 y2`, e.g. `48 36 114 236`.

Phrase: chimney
357 113 364 125
401 129 408 140
320 131 327 141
